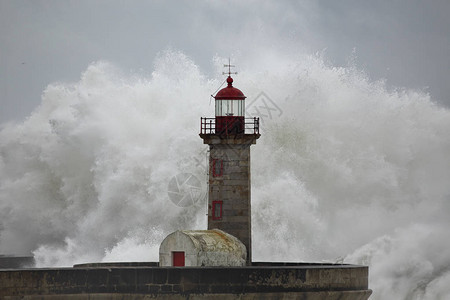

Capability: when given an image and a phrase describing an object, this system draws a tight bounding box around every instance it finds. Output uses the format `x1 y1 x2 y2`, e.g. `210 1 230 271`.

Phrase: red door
172 251 185 266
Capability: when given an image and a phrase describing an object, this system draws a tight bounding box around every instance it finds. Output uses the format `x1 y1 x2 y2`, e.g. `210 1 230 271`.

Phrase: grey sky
1 0 450 123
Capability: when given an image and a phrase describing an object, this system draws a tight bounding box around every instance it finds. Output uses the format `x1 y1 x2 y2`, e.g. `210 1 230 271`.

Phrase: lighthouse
200 67 260 264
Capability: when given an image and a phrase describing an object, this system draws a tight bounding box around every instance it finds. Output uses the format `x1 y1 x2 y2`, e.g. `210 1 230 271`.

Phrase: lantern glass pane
216 100 244 116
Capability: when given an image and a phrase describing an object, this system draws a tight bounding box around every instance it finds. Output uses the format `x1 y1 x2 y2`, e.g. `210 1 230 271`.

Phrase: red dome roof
214 76 246 100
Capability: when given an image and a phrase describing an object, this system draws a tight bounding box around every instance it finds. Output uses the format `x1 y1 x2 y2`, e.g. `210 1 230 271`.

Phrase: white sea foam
1 50 449 299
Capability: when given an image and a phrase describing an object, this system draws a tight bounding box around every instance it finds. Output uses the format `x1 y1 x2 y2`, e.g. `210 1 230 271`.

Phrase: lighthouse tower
200 66 260 264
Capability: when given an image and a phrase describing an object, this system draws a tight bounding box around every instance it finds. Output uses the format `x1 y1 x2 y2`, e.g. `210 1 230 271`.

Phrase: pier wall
0 263 371 299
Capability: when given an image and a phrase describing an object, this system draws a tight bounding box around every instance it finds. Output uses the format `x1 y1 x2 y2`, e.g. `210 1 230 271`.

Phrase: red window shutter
172 251 185 266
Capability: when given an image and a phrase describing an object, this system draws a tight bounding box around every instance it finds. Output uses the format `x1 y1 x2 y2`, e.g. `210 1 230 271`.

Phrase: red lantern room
214 76 246 134
200 62 259 137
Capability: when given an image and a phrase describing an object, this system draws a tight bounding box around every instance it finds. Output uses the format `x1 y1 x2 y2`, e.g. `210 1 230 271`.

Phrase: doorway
172 251 185 266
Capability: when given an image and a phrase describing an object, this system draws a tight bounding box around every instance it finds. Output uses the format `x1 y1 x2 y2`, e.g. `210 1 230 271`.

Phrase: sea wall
0 256 34 269
0 263 371 299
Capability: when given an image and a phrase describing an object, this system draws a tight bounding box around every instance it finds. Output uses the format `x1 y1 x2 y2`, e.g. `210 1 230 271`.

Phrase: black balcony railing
200 117 260 135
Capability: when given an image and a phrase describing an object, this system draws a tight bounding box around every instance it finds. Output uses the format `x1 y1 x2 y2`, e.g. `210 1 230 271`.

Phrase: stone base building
159 229 246 267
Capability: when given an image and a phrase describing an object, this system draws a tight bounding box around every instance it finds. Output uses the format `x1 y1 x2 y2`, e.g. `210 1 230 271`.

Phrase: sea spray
1 50 450 299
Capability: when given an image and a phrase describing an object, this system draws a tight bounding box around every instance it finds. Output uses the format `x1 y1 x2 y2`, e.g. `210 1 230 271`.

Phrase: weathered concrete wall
0 291 373 300
0 256 34 269
0 264 371 299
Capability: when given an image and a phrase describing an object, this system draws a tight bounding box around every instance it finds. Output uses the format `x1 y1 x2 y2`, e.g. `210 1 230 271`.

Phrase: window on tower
211 159 223 177
215 100 244 116
212 201 223 220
